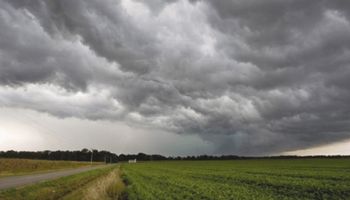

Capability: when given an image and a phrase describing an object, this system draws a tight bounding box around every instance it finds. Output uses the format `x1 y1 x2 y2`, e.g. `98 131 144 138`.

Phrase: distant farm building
128 159 137 163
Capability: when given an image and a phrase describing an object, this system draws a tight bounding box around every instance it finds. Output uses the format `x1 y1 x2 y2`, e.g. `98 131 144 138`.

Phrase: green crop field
122 158 350 200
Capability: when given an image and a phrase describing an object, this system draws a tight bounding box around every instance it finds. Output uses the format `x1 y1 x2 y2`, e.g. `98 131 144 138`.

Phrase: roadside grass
63 166 126 200
0 158 102 177
0 165 119 200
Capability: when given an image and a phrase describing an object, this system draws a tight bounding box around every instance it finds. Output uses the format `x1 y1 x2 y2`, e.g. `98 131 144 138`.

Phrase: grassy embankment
0 165 125 200
64 166 126 200
0 158 101 177
122 158 350 200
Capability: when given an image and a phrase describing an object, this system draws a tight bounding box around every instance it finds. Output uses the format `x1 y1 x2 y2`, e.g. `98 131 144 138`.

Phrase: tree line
0 149 349 163
0 149 118 163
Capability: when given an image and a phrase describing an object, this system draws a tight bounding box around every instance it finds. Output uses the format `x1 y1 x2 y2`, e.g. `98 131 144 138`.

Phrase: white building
128 159 137 163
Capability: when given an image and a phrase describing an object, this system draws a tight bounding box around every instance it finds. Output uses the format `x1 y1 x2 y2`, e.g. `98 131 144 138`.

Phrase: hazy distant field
122 159 350 200
0 158 100 177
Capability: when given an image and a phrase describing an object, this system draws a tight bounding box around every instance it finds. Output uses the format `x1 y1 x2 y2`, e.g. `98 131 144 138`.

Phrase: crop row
122 159 350 200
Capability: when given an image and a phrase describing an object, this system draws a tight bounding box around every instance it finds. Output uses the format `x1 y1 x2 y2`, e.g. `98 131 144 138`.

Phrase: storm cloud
0 0 350 155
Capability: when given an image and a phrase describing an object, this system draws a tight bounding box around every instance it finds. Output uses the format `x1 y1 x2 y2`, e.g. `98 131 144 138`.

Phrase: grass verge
63 166 126 200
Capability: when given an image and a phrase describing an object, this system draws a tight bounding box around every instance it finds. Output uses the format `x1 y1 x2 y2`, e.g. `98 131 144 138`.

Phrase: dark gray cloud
0 0 350 155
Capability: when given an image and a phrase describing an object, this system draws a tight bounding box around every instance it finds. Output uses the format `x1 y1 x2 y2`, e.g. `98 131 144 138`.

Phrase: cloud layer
0 0 350 155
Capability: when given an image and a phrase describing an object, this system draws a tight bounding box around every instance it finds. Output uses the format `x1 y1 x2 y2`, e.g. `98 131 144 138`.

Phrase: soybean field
122 158 350 200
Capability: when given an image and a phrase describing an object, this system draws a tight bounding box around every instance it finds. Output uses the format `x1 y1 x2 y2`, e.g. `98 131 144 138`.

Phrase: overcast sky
0 0 350 156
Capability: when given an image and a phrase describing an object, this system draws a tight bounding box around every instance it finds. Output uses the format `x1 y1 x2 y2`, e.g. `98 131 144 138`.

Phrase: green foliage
122 159 350 200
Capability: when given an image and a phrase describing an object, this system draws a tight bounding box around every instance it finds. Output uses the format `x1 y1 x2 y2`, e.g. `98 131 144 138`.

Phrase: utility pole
90 149 94 165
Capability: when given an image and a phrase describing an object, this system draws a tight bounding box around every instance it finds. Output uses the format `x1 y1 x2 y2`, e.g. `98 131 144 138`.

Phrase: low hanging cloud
0 0 350 155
